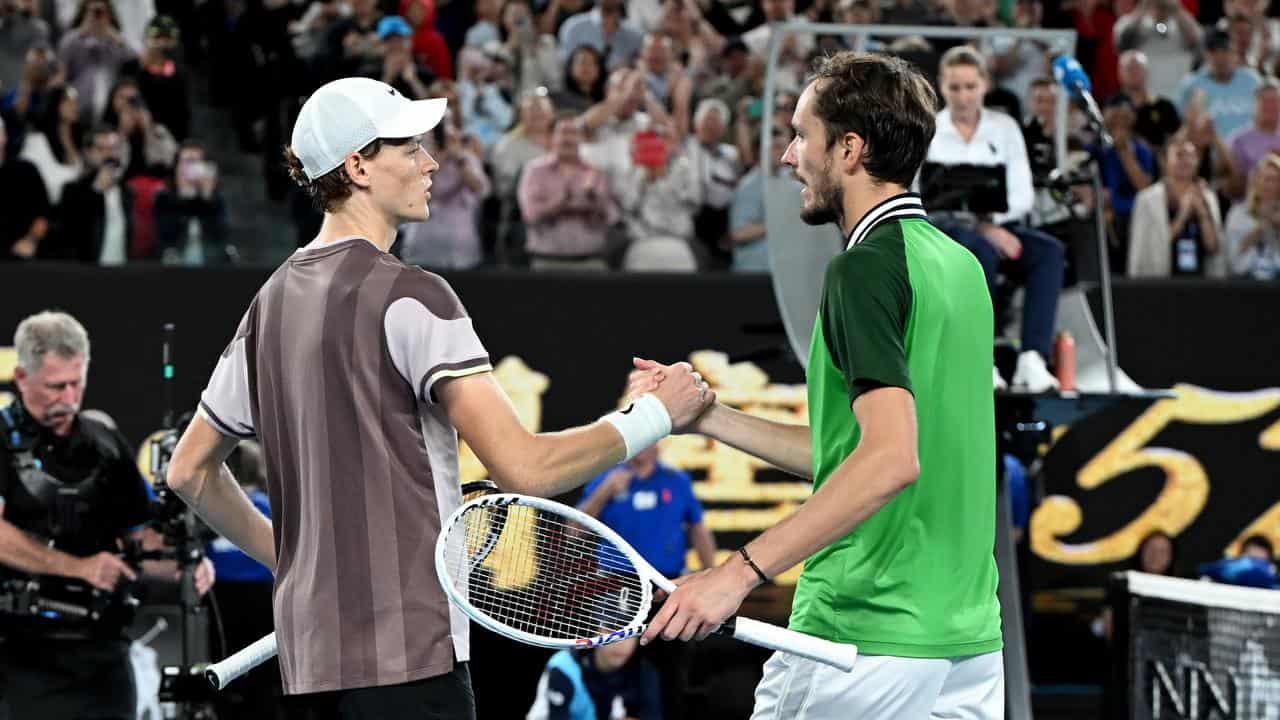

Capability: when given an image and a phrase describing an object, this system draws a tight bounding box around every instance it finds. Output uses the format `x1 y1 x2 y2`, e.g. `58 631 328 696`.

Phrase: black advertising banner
1029 385 1280 589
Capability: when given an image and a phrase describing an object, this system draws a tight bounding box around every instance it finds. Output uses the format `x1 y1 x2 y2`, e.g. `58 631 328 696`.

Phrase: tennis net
1110 571 1280 719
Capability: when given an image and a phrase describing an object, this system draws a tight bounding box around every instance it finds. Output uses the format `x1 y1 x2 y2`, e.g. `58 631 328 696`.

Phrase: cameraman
0 311 214 720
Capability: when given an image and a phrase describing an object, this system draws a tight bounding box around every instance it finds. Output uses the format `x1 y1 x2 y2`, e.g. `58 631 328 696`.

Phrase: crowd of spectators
4 0 1280 279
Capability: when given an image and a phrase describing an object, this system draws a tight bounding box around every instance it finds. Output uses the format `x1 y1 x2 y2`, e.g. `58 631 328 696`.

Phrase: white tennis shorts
750 649 1004 720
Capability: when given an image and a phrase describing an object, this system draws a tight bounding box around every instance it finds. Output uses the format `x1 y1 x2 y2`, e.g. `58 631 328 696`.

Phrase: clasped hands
625 357 761 645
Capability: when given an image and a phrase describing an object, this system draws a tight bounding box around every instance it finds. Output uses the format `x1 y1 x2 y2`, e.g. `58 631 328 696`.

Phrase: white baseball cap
291 77 448 181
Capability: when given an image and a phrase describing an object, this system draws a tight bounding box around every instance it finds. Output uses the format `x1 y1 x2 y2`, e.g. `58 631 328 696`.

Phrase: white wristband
601 394 672 462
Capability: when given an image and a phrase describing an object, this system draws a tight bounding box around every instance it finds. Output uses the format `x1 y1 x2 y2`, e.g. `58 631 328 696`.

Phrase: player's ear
345 152 373 189
840 132 865 174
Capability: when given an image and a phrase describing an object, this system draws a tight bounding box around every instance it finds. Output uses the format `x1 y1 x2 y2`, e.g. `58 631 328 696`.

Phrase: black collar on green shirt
845 193 927 250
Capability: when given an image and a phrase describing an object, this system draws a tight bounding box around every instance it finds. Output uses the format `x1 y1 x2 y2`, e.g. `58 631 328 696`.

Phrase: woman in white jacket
1128 136 1226 277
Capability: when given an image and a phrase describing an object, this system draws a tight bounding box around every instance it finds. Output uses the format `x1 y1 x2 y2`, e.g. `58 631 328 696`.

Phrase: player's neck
315 205 397 253
840 179 912 239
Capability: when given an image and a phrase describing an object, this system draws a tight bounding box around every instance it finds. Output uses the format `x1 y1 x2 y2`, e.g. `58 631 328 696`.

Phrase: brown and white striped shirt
199 237 491 694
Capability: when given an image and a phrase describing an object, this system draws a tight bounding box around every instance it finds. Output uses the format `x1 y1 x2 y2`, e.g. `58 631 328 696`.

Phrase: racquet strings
442 502 648 640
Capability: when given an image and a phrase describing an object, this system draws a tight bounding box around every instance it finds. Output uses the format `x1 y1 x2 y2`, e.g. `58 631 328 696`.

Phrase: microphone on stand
1051 54 1113 147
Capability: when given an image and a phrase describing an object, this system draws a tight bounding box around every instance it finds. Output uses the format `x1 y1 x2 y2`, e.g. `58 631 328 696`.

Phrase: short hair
694 98 730 125
283 136 415 213
939 45 989 79
15 311 90 373
1029 77 1056 92
85 122 118 148
1242 534 1276 559
806 51 937 187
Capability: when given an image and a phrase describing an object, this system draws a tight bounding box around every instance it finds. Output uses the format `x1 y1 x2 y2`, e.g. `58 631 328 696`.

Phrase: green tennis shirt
789 193 1003 658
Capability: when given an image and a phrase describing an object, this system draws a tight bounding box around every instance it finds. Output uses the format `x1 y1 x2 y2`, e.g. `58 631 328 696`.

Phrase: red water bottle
1054 331 1076 392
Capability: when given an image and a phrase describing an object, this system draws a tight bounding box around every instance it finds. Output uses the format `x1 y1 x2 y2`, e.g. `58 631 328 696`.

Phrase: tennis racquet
205 480 503 690
435 493 859 672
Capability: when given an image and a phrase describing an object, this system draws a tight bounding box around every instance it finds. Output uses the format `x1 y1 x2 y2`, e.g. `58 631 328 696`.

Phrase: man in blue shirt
1178 29 1262 140
578 444 715 720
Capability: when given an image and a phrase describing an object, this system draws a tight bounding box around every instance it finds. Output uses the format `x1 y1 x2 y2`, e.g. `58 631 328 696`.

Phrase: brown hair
283 137 413 213
807 51 937 187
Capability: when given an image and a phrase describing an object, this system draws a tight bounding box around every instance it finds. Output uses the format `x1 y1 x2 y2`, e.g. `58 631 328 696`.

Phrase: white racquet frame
435 493 859 672
206 492 859 691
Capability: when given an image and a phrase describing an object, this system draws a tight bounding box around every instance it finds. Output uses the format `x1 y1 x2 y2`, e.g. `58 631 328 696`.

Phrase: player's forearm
497 424 627 498
171 464 275 572
741 446 918 579
0 518 81 579
695 404 811 478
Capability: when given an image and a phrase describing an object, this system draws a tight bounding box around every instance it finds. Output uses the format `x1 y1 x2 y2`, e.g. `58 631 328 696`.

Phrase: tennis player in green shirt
633 51 1005 718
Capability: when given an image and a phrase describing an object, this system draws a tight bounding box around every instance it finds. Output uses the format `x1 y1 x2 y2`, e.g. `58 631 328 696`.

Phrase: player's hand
631 358 714 431
641 559 757 645
625 357 663 399
180 557 216 596
75 551 138 592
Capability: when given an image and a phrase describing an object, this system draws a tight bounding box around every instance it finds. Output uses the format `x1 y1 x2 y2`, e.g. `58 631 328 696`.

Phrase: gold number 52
1030 384 1280 565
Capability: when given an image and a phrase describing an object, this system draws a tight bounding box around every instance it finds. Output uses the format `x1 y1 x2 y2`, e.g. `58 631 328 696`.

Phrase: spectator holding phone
154 139 229 265
58 0 135 123
102 76 176 179
518 116 618 270
1114 0 1202 102
498 0 561 96
375 15 433 99
54 123 137 263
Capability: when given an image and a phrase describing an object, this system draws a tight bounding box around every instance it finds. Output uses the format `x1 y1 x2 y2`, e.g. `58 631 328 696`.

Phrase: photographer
0 311 214 720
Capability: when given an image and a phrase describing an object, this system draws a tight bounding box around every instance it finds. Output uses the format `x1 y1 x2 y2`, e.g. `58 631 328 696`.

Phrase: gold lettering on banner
1031 385 1280 565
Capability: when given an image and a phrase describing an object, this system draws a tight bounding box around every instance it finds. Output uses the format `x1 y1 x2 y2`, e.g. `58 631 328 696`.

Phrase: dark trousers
936 220 1066 359
282 662 475 720
644 639 694 720
212 581 283 719
0 636 134 720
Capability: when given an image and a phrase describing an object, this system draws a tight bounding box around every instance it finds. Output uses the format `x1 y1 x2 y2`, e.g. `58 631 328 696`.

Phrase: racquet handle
723 617 859 672
206 632 278 689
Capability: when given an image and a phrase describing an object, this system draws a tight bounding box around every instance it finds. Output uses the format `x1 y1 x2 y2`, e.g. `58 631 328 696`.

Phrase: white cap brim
378 97 448 140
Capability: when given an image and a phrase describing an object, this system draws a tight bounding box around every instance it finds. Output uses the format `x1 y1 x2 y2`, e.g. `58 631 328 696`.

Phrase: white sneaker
1011 350 1060 393
993 365 1009 391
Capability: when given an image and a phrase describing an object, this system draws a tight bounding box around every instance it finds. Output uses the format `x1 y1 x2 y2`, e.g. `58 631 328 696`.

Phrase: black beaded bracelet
738 546 769 584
